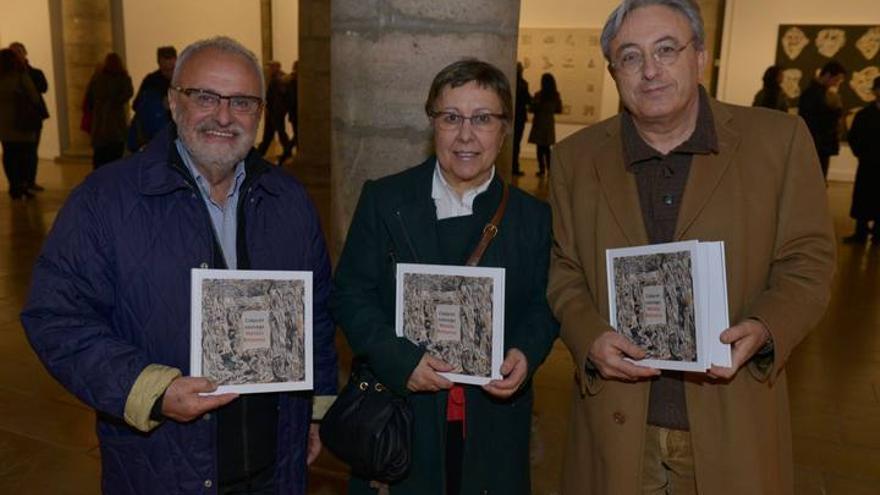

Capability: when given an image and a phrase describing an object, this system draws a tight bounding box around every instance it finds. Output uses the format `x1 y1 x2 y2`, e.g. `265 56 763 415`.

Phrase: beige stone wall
330 0 521 254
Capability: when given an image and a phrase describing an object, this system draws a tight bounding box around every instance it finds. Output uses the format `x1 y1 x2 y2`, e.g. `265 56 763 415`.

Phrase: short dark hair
424 58 513 122
156 46 177 61
819 60 846 77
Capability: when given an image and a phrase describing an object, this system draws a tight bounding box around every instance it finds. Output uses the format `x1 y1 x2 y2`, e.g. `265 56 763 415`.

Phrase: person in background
528 72 562 177
85 52 134 168
9 41 48 192
256 61 292 162
278 61 299 166
548 1 835 493
798 60 847 179
22 36 337 494
512 62 529 177
752 65 788 112
0 48 40 199
331 58 558 494
129 45 176 151
843 76 880 243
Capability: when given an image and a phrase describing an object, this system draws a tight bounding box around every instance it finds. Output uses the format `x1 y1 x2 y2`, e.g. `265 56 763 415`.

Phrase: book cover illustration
191 269 313 393
396 263 505 385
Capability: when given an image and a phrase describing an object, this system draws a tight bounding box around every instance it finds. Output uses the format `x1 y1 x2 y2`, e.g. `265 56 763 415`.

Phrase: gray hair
600 0 706 61
172 36 265 98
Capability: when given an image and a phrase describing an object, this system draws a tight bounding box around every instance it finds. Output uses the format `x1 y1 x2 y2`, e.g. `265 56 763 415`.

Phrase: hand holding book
587 330 662 381
707 319 772 380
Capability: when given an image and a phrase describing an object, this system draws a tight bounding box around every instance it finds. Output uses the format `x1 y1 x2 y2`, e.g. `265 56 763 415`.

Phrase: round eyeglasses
430 111 507 132
610 39 695 74
172 86 264 115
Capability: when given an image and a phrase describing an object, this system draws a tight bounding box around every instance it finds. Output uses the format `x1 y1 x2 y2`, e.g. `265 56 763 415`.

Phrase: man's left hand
708 319 771 380
307 423 321 465
483 348 528 399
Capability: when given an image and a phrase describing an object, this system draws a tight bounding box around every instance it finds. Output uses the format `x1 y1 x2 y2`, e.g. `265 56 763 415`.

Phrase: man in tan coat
547 1 836 494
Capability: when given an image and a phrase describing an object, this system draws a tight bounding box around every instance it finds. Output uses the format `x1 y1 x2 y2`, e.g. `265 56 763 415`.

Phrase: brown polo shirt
621 87 719 430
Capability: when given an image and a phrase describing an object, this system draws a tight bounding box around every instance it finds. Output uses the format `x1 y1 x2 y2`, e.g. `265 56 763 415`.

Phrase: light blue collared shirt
176 139 246 269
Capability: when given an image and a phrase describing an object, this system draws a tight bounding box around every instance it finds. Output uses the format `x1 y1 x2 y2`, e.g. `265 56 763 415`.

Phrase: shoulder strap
465 181 509 267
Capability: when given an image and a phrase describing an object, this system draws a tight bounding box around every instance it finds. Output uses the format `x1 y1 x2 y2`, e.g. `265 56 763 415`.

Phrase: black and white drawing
611 251 698 363
776 24 880 130
191 269 313 394
395 263 505 385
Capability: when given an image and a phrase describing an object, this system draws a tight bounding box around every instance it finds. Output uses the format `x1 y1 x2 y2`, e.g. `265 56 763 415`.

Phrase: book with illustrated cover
606 241 732 372
191 269 313 394
395 263 505 385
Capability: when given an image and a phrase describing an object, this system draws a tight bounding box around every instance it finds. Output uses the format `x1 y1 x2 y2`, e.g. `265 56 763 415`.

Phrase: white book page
703 242 732 367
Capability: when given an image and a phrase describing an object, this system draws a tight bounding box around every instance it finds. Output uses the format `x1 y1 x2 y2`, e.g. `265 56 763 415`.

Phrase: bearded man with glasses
22 36 338 494
547 1 835 494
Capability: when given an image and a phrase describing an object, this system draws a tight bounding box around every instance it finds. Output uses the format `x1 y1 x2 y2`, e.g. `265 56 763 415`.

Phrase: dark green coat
331 158 559 495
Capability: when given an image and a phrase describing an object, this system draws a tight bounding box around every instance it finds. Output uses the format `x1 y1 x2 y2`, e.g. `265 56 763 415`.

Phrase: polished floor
1 155 878 494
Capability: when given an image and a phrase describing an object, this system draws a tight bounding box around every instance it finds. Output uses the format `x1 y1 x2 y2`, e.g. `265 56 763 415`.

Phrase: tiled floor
1 156 878 494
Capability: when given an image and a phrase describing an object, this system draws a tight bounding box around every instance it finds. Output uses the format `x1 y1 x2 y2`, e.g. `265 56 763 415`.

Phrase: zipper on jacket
394 210 420 262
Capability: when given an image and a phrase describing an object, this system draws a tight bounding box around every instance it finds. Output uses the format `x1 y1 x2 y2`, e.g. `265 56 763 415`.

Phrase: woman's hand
406 354 454 392
483 348 528 399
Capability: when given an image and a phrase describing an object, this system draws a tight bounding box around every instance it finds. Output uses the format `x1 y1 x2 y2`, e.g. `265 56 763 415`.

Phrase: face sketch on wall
781 68 804 99
849 66 880 102
815 29 846 58
855 27 880 60
782 27 810 61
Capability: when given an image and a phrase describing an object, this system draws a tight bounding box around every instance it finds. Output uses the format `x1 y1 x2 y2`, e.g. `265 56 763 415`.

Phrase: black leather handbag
319 361 414 482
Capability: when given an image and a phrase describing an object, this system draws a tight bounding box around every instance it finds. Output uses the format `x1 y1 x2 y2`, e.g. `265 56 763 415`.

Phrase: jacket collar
388 157 503 264
138 124 278 197
596 96 739 244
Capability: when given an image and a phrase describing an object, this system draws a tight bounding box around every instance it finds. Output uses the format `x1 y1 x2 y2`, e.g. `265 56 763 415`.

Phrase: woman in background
86 52 133 168
528 72 562 176
752 65 788 112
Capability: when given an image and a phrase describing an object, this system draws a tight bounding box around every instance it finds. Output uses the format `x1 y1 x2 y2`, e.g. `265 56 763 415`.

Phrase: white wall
0 0 59 159
717 0 880 182
519 0 620 158
122 0 263 92
272 0 298 72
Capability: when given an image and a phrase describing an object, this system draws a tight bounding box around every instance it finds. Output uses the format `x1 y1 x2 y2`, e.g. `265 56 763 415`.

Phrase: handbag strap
465 180 509 267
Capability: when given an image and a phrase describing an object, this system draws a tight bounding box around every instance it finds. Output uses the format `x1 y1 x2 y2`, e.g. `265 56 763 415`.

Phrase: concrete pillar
330 0 521 254
296 0 333 237
49 0 120 160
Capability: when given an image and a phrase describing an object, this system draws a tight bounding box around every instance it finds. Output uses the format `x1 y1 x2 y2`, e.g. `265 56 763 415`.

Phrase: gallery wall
122 0 263 93
272 0 299 73
717 0 880 181
0 0 58 159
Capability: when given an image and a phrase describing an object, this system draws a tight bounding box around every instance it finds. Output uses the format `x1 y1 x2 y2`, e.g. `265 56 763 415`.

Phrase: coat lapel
595 120 650 245
382 161 443 264
675 102 740 239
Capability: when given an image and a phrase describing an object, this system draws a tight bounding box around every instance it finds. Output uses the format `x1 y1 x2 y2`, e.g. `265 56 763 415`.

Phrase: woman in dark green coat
331 59 559 494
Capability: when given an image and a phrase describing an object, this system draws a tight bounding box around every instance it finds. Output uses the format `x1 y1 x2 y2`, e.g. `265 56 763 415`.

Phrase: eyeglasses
430 111 507 132
172 86 264 115
611 39 695 74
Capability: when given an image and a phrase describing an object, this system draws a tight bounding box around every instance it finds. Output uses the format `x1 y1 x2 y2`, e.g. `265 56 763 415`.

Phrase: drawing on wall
517 28 605 125
776 25 880 129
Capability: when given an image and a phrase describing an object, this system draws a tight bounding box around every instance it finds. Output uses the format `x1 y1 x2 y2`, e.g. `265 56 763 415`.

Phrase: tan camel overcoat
547 99 836 495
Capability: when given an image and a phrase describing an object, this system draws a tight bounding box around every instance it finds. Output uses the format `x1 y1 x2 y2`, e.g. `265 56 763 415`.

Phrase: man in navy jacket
21 36 337 494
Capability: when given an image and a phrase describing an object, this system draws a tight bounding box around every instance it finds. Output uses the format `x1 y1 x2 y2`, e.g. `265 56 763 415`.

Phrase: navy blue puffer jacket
21 126 337 494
